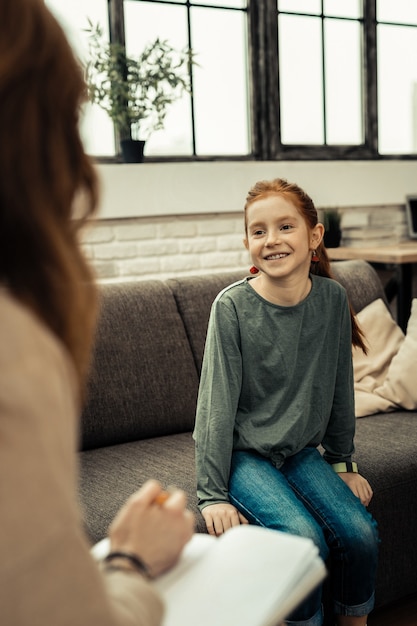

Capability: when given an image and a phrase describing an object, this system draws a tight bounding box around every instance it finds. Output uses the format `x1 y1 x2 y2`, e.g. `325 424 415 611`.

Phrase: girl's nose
265 230 280 246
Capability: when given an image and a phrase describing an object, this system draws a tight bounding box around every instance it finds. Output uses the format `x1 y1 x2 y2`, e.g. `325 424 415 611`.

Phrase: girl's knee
337 513 379 563
286 519 329 561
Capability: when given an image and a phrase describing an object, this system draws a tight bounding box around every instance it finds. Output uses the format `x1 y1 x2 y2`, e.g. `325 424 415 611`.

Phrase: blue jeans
229 448 379 626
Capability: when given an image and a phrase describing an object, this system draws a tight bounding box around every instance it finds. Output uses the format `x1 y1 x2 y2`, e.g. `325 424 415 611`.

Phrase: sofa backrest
166 271 247 375
330 259 388 313
80 260 386 450
168 261 387 375
80 280 199 450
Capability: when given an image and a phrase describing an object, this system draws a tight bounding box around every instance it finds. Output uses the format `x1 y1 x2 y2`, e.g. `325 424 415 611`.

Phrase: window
377 0 417 154
47 0 250 159
45 0 116 156
278 1 363 146
46 0 417 161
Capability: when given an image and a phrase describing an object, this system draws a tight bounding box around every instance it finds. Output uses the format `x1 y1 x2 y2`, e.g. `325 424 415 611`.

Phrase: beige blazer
0 290 163 626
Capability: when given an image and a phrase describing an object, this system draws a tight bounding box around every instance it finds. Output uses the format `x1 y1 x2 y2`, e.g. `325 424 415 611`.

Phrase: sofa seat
79 432 206 544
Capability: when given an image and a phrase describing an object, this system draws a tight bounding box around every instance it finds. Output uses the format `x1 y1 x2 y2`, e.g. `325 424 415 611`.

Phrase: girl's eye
281 224 293 231
253 229 265 236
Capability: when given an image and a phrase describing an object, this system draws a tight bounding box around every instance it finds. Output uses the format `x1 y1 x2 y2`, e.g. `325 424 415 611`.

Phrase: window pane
324 0 362 19
192 0 246 8
324 19 362 144
278 0 321 16
124 1 193 156
378 24 417 154
279 15 324 144
191 7 250 155
45 0 115 156
377 0 417 25
45 0 108 57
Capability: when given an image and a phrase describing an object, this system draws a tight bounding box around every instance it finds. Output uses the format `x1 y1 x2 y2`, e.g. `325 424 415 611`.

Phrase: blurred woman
0 1 194 624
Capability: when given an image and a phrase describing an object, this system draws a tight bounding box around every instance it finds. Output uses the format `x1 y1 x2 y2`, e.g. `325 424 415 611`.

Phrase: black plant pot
323 229 342 248
120 139 146 163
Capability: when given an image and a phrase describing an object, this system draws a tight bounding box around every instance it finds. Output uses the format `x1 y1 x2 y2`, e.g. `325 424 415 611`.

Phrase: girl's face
244 193 323 282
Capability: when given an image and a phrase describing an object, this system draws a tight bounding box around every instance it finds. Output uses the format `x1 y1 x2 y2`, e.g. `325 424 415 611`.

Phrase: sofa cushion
167 261 384 375
78 432 206 544
80 281 199 450
353 299 404 417
167 271 246 374
330 260 387 313
378 298 417 410
354 411 417 606
353 298 417 416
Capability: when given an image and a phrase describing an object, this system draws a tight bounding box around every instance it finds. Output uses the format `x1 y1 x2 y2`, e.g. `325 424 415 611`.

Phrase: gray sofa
78 260 417 619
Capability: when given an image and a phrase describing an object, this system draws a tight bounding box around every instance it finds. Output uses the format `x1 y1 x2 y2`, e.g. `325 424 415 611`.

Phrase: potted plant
84 21 194 162
323 209 342 248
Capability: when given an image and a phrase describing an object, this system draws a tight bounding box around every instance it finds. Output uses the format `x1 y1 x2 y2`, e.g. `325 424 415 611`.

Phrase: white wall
96 160 417 219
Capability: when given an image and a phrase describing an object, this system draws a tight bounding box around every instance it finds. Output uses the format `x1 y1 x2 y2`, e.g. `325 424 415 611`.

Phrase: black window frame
99 0 416 162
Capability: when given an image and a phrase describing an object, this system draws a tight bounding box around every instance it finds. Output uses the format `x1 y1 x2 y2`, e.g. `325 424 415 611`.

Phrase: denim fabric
229 447 378 625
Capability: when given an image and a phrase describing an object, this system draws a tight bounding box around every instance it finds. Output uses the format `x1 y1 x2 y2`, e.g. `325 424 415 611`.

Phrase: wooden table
328 241 417 331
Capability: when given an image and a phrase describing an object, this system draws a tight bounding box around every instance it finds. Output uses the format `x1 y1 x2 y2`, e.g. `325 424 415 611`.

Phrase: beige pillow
353 299 404 417
376 299 417 410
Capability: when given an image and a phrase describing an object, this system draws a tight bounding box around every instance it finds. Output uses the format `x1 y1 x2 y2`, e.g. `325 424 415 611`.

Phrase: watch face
406 196 417 239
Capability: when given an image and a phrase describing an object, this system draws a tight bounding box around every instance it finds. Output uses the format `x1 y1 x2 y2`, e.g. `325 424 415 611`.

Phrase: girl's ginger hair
244 178 367 353
0 0 99 400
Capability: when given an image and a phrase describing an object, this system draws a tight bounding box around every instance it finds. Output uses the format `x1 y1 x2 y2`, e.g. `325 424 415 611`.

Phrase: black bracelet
104 551 150 578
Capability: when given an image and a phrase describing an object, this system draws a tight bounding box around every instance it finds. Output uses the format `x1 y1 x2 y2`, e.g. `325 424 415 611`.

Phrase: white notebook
92 524 326 626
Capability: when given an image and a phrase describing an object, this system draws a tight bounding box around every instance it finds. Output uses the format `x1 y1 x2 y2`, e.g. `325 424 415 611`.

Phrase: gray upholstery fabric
78 433 206 544
80 281 199 450
78 261 417 614
355 411 417 604
166 271 246 374
330 259 388 313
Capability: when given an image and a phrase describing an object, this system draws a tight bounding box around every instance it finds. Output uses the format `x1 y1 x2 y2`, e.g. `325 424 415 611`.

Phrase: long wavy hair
244 178 367 352
0 0 99 400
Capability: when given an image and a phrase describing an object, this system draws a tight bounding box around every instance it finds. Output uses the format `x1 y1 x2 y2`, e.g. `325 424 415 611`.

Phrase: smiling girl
193 178 379 626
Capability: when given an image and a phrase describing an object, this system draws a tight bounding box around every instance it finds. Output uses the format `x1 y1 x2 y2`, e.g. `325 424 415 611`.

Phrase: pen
154 490 170 505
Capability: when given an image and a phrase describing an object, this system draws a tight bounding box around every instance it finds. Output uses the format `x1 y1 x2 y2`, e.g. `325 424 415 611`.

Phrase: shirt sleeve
193 296 243 510
322 293 356 466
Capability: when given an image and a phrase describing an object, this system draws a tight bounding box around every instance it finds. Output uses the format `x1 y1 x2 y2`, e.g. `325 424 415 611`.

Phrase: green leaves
84 21 195 140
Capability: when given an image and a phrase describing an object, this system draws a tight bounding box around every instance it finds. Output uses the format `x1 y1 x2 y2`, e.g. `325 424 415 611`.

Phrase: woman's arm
0 296 193 626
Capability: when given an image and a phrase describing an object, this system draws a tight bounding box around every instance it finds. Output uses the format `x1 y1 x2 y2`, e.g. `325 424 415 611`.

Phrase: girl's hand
338 472 373 507
202 502 249 536
108 479 195 578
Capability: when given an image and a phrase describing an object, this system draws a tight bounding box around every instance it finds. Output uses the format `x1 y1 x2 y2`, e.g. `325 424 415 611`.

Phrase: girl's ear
243 237 249 250
310 223 324 249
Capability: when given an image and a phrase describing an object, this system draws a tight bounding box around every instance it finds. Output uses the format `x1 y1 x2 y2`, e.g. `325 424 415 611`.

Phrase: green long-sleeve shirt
193 274 356 510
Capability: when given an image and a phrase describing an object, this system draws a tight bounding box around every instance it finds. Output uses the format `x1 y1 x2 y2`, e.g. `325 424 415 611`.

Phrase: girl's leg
279 448 379 622
229 450 329 626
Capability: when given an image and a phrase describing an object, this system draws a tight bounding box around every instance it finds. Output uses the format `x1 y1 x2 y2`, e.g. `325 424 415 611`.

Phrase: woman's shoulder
0 288 77 389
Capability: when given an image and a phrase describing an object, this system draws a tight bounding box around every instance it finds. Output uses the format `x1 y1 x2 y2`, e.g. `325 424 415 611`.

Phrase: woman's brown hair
0 0 99 399
244 178 367 353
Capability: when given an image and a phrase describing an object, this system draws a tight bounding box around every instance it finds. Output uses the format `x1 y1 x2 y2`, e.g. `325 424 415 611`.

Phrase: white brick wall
83 205 408 282
82 213 250 282
337 204 408 247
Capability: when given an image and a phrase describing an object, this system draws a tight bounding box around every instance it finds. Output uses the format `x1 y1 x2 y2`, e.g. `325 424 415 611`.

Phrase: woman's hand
108 479 195 578
202 502 249 536
338 472 373 507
